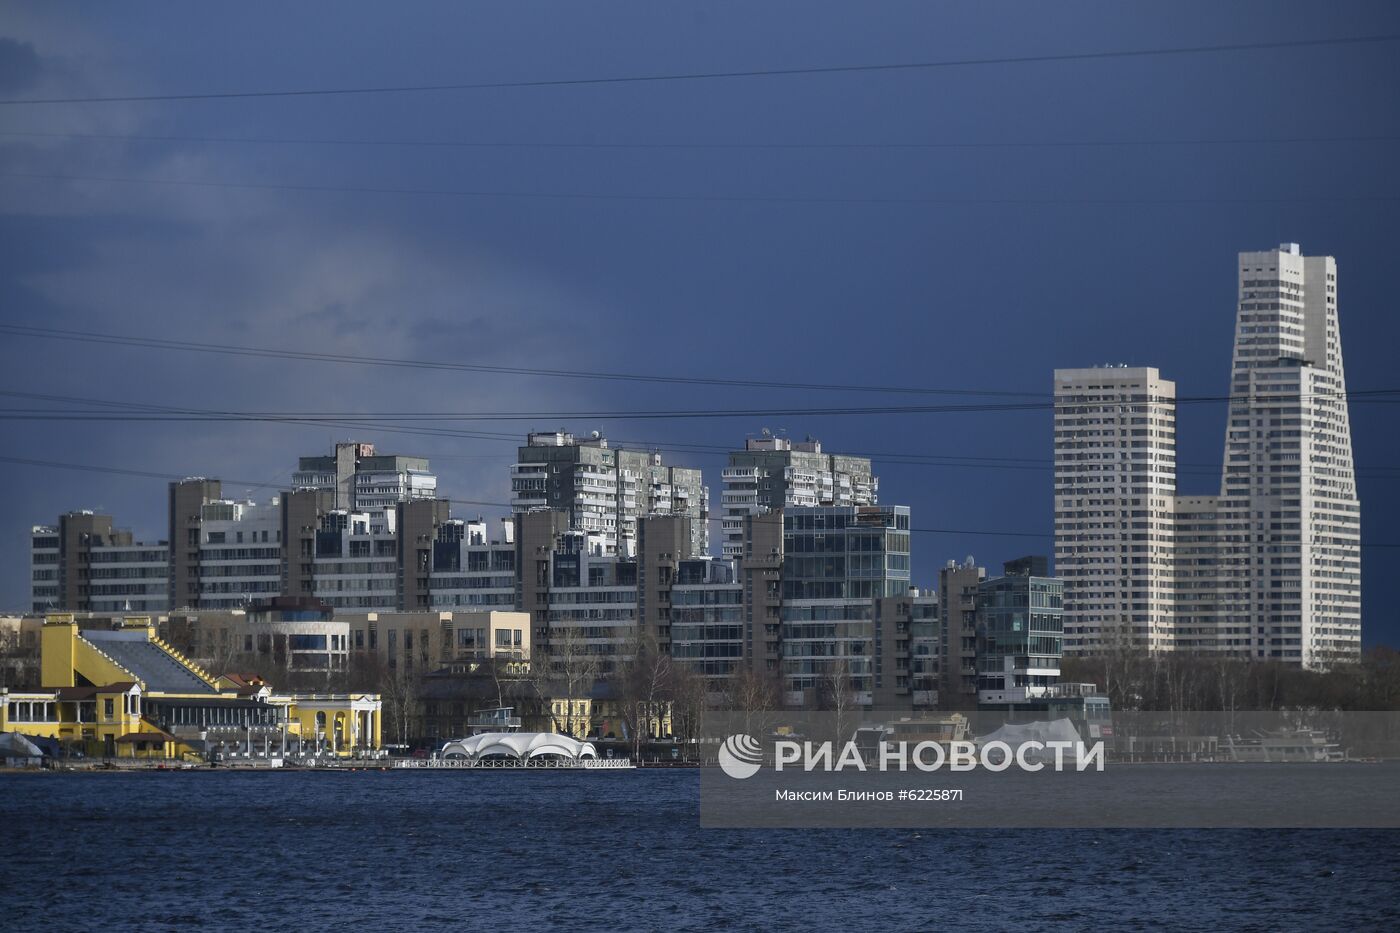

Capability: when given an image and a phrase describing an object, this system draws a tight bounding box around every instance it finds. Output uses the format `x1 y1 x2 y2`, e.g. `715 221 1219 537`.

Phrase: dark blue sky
2 2 1397 643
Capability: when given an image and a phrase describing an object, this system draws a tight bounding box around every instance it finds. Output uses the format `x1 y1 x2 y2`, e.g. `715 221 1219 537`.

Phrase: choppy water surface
3 769 1398 931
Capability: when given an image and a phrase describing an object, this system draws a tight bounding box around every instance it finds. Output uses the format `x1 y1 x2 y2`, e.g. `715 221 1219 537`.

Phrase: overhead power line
2 389 1400 481
6 170 1398 206
0 393 1392 423
1 326 1396 413
5 454 1398 548
2 34 1396 105
5 129 1400 151
0 324 1036 398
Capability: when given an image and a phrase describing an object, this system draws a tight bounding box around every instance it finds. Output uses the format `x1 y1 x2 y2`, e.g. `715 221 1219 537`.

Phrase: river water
3 769 1398 931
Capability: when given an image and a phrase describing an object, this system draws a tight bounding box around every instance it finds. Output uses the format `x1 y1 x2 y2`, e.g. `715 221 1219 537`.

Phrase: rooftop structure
721 432 877 559
293 441 437 513
511 432 708 558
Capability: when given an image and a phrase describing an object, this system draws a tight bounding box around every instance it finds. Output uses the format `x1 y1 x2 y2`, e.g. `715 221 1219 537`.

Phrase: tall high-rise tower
1053 367 1178 655
1216 244 1360 664
1055 245 1361 668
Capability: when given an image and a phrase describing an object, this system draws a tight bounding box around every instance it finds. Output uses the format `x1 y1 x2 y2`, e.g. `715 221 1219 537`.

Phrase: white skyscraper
1053 366 1178 654
1212 244 1360 664
1055 245 1361 667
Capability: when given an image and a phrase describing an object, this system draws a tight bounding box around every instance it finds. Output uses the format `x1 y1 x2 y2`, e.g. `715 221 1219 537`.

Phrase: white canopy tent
439 731 599 761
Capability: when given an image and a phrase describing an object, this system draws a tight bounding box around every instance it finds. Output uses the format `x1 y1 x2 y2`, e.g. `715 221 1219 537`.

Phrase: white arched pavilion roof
441 731 598 760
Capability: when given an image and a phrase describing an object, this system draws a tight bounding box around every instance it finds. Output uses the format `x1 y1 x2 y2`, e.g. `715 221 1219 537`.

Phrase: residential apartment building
1053 366 1178 654
510 504 930 707
871 588 940 709
292 442 437 513
1053 245 1361 667
975 556 1064 705
311 509 400 611
154 474 455 615
739 511 784 675
30 513 169 614
667 557 743 690
908 592 939 707
635 514 694 652
196 498 283 610
779 505 911 706
1173 494 1253 655
1192 243 1361 663
28 528 58 611
510 431 708 558
167 599 351 675
428 518 518 610
721 433 877 559
169 477 222 609
344 609 530 673
938 557 985 708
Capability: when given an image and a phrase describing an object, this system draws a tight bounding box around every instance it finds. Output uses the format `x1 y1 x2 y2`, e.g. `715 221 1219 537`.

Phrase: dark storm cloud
0 37 41 91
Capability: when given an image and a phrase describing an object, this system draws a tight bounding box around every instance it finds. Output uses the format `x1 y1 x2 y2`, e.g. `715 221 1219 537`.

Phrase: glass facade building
780 505 912 700
669 558 744 685
976 559 1064 704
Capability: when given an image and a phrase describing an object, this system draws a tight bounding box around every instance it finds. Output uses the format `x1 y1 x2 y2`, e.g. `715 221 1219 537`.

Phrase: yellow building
0 615 381 761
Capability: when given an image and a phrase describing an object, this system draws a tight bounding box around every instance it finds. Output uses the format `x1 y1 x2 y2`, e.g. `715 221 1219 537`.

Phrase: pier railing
391 757 634 770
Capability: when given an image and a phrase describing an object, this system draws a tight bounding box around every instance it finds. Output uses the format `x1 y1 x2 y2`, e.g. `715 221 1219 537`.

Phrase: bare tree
1214 657 1243 733
529 625 600 738
193 624 247 681
615 632 673 762
379 662 423 746
487 652 525 714
817 657 858 746
667 665 709 761
723 663 784 747
0 626 39 689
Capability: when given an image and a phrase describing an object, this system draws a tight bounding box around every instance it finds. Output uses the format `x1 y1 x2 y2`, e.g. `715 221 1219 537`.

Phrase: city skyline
5 9 1400 929
9 283 1387 649
2 4 1398 648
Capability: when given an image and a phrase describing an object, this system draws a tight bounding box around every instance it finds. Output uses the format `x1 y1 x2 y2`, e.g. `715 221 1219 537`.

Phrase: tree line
1061 646 1400 712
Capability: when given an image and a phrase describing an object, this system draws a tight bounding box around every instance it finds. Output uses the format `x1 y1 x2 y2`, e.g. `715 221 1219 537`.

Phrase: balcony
466 707 522 732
